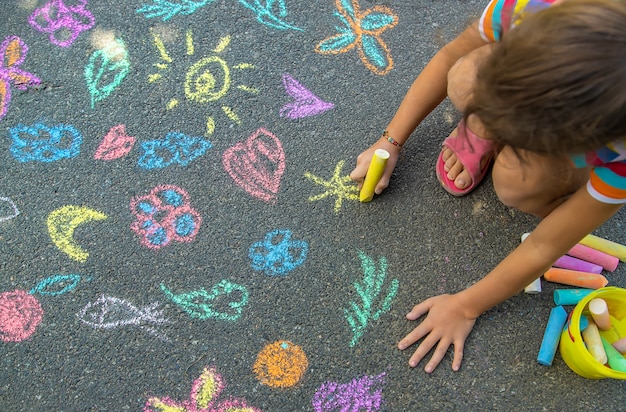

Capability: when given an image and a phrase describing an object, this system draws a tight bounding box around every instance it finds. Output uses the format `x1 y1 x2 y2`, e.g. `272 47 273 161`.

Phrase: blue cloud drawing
138 132 212 170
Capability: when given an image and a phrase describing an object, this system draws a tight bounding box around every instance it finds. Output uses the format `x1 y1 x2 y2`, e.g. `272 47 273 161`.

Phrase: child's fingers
407 332 440 368
451 340 465 371
349 162 369 187
424 339 452 373
405 299 434 321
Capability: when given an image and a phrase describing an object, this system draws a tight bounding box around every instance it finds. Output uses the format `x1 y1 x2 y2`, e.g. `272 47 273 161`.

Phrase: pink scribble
130 185 202 250
0 36 41 121
94 124 136 160
0 290 44 342
222 128 285 203
280 73 334 119
28 0 95 48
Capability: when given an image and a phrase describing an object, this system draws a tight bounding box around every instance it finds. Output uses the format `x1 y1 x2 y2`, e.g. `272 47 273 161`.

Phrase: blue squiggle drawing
29 274 87 296
248 229 308 276
9 122 82 163
137 0 301 30
138 132 212 170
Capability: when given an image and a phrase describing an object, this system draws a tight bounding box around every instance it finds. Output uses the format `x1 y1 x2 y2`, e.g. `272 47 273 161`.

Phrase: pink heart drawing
94 124 136 160
222 128 285 203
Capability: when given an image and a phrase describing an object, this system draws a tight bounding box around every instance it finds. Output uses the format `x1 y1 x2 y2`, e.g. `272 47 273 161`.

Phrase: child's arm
398 186 624 373
350 21 487 192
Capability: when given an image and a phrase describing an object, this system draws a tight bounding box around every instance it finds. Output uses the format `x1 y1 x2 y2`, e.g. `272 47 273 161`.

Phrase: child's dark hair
466 0 626 155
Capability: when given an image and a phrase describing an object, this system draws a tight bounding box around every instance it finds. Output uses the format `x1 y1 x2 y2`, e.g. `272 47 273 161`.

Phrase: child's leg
492 147 590 218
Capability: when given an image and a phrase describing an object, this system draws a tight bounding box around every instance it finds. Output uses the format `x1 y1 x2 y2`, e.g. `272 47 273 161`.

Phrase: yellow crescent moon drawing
47 205 107 262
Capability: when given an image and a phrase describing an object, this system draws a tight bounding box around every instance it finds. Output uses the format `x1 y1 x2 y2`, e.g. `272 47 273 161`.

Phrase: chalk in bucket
560 287 626 379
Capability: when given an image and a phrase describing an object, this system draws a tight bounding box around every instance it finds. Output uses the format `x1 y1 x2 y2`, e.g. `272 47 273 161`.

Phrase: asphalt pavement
1 0 625 410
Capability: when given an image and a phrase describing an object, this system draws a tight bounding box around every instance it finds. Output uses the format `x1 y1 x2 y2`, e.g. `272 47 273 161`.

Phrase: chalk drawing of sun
148 29 258 135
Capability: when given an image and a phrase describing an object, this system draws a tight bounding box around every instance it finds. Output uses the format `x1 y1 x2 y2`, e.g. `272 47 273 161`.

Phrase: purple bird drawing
280 73 334 119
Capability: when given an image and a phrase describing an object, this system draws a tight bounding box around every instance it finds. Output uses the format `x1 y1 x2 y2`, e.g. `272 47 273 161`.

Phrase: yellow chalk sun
149 30 258 135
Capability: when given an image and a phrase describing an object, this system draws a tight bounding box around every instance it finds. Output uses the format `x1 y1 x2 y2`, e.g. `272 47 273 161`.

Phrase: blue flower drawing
138 132 212 170
249 229 308 276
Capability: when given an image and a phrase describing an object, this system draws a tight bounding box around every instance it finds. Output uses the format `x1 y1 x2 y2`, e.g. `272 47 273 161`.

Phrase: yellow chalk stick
580 234 626 262
359 149 389 203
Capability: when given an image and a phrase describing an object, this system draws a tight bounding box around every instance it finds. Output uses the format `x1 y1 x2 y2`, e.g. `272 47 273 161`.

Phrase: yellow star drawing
304 160 359 213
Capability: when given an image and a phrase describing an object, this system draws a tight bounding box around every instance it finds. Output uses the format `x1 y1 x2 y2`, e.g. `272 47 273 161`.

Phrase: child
350 0 626 373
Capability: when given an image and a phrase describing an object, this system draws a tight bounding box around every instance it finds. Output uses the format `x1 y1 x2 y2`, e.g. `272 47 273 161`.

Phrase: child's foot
435 119 494 196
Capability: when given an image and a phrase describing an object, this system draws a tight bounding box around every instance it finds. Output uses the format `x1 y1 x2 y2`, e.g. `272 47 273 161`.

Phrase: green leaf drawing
84 39 130 108
345 250 399 347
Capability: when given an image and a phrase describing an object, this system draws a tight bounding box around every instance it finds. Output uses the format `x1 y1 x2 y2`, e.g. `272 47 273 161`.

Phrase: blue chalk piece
537 305 568 366
553 289 594 306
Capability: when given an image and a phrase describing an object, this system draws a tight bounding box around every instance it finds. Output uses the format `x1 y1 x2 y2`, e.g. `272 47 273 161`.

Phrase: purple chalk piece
312 373 385 412
280 73 334 119
553 255 603 274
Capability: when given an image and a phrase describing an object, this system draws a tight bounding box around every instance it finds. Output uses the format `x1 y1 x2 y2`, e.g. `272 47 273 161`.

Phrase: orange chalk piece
613 337 626 354
582 321 608 365
580 234 626 262
543 267 608 289
588 298 612 331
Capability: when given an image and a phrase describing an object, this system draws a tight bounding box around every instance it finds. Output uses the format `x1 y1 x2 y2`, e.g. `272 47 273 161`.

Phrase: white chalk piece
520 233 542 294
588 298 612 331
582 321 608 365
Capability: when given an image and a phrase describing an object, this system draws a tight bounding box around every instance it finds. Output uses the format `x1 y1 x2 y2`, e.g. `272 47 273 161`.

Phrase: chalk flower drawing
312 372 386 412
28 0 95 48
137 0 300 31
130 185 202 250
47 205 108 263
149 30 258 135
315 0 398 75
84 37 130 108
223 128 285 203
0 36 41 121
280 73 334 119
9 122 83 163
248 229 308 277
345 251 399 347
0 290 44 342
77 295 170 341
160 280 249 321
304 160 359 214
144 366 260 412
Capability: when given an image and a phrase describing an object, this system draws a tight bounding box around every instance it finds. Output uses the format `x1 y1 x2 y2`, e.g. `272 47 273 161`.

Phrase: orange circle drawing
253 340 308 388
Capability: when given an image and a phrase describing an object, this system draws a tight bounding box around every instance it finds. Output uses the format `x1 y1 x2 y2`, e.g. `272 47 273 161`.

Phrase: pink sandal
436 119 494 196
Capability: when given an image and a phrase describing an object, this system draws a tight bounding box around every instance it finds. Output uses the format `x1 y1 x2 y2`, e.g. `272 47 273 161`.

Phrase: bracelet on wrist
382 130 402 148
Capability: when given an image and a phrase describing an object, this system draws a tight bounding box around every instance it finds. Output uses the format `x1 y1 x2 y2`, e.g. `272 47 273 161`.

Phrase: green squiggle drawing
345 250 399 347
84 39 130 108
160 280 249 321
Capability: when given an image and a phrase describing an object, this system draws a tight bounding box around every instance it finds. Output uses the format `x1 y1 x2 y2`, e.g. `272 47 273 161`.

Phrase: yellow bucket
560 287 626 379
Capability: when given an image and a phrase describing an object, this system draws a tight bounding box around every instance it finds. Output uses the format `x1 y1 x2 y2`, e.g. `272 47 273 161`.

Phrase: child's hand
349 136 400 194
398 293 477 373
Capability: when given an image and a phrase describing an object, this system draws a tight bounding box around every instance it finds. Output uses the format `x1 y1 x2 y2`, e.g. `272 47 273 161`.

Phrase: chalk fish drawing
77 295 170 340
28 0 95 48
248 229 308 277
149 31 258 136
0 196 19 223
304 160 359 214
29 274 86 297
160 280 249 321
47 205 107 262
138 132 212 170
0 36 41 121
144 366 261 412
130 185 202 250
345 251 398 347
312 373 386 412
94 124 136 160
0 290 44 342
137 0 300 31
315 0 398 75
223 128 285 203
9 122 83 163
84 37 130 108
253 341 308 388
280 73 334 119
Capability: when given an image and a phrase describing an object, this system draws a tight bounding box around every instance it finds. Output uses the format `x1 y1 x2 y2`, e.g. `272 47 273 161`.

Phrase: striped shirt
479 0 626 203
